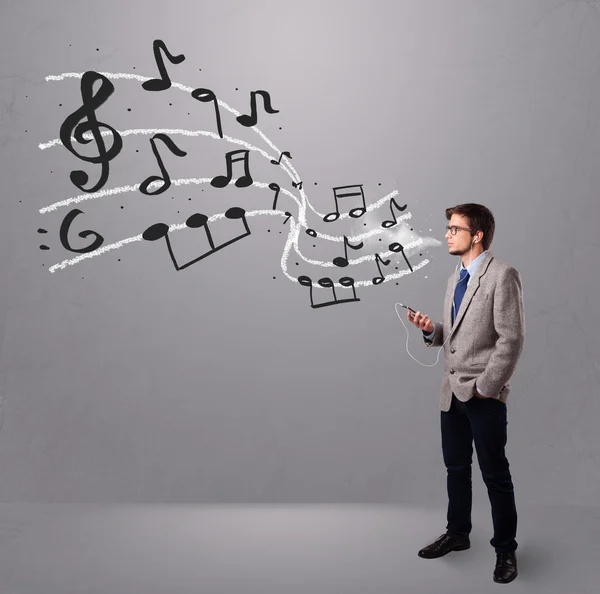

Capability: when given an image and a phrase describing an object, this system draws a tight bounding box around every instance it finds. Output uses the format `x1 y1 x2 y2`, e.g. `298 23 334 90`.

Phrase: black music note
298 275 360 309
381 197 408 228
59 71 123 193
333 235 364 267
389 242 414 272
142 206 251 271
139 134 187 195
283 212 292 225
268 182 281 209
191 87 223 139
59 209 104 253
306 228 317 238
211 150 253 188
271 151 292 165
236 90 279 127
292 180 303 190
323 184 367 222
372 253 391 285
142 40 185 91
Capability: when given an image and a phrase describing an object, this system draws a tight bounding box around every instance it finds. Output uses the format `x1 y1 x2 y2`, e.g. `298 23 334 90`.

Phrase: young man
407 203 525 584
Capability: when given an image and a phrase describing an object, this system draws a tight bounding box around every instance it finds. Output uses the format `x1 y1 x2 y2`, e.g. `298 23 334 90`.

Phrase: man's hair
445 203 495 251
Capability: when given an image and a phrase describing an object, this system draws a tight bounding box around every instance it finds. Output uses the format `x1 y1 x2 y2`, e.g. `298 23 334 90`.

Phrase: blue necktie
452 268 470 325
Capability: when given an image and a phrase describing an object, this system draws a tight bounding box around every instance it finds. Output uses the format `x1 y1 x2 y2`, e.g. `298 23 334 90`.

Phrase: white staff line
43 72 396 223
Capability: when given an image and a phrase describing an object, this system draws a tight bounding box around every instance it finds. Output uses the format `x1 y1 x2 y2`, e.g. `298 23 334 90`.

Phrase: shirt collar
460 250 488 277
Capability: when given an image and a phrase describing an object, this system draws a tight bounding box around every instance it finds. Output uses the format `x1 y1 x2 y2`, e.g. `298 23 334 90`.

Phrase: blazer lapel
447 251 494 336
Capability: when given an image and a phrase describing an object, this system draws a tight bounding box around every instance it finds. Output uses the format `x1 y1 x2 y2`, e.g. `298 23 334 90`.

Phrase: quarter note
142 39 185 91
191 87 223 139
236 90 279 127
389 242 414 272
372 253 391 285
59 71 123 193
333 235 364 267
142 206 251 271
292 180 303 190
211 149 253 188
323 184 367 222
139 133 187 195
270 151 292 165
297 275 360 309
268 182 281 209
381 197 408 228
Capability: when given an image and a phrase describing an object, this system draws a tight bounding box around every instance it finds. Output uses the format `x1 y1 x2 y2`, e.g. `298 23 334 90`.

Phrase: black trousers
441 392 518 553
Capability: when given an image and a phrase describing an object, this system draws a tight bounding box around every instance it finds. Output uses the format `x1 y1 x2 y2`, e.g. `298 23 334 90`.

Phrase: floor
0 504 597 594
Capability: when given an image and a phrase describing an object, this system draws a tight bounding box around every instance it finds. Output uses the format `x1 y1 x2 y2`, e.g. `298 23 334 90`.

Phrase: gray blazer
423 250 525 411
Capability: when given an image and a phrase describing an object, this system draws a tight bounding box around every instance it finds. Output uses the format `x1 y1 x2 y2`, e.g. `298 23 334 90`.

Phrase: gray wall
0 0 598 504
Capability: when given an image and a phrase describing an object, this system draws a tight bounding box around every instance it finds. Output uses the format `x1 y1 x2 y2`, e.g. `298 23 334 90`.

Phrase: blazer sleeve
476 267 525 397
423 321 444 347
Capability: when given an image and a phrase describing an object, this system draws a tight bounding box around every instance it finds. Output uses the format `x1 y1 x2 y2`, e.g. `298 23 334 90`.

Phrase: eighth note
333 235 364 268
381 197 408 228
142 39 185 91
323 184 367 222
142 206 251 271
389 242 414 272
271 151 292 165
139 133 187 195
372 253 391 285
298 275 360 309
191 87 223 139
268 182 281 209
236 90 279 127
292 180 303 190
211 150 253 188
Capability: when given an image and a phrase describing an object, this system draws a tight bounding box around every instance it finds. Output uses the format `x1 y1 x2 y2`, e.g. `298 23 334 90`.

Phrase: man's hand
473 384 488 399
407 310 434 333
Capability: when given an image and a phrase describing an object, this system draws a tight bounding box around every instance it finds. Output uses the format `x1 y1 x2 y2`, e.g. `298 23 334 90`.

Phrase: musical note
211 150 253 188
372 253 391 285
59 71 123 193
268 182 281 209
59 208 104 253
142 39 185 91
389 242 414 272
292 180 303 190
333 235 364 267
283 212 292 225
271 151 292 165
142 206 251 271
323 184 367 222
306 228 317 238
381 197 408 228
191 87 223 139
236 90 279 127
139 133 187 195
298 275 360 309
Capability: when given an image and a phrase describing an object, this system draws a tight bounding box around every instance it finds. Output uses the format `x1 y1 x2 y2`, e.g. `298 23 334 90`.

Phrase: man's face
445 214 474 256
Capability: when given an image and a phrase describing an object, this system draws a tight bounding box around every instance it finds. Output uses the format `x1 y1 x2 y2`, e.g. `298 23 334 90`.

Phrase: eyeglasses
445 225 474 236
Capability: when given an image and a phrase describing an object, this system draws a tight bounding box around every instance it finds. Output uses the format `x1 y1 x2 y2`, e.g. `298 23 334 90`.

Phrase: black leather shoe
493 551 518 583
417 533 470 559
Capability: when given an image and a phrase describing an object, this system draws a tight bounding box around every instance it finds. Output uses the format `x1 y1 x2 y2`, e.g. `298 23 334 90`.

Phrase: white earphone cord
395 235 479 367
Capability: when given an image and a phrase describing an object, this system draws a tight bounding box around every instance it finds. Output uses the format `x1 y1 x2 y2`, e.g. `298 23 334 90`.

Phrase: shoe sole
493 570 518 584
418 542 470 559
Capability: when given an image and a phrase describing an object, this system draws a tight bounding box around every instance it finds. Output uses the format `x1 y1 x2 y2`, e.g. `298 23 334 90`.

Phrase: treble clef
59 71 123 193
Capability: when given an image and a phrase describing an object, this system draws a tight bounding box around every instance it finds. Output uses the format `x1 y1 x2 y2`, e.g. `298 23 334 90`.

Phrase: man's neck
460 248 485 269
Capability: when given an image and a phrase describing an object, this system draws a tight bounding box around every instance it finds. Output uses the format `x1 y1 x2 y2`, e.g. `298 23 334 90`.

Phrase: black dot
378 182 381 186
188 197 191 200
69 44 71 47
50 171 53 174
127 108 131 112
136 149 139 153
295 262 299 265
118 259 121 262
279 127 282 130
96 48 99 51
313 244 316 247
314 182 318 185
396 282 399 285
273 276 276 279
59 103 62 106
279 231 282 234
120 206 124 209
235 87 238 91
267 229 271 232
133 66 136 70
199 68 202 71
379 238 382 241
169 103 172 106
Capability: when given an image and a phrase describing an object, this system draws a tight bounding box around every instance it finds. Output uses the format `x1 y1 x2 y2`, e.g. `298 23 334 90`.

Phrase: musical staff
139 133 187 195
333 235 364 267
142 206 251 271
142 39 185 92
191 87 223 139
389 242 414 272
298 275 360 309
59 71 123 193
372 253 391 285
270 151 291 165
381 197 408 228
236 90 279 127
323 184 367 222
211 149 253 188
